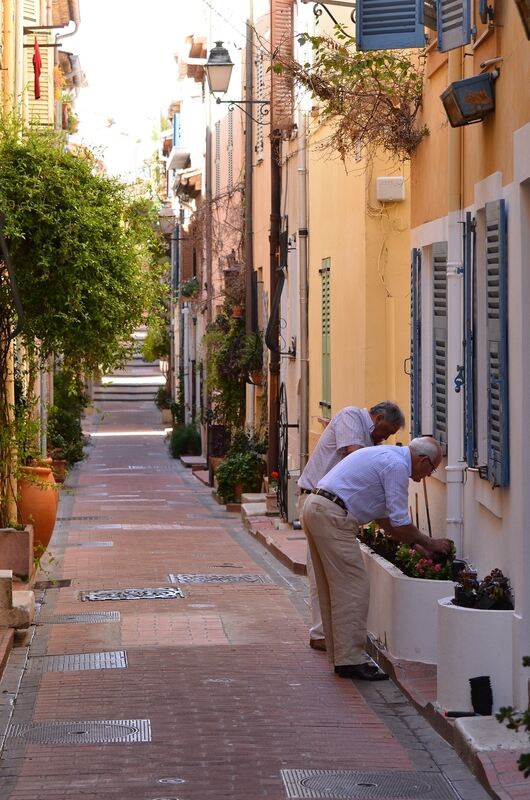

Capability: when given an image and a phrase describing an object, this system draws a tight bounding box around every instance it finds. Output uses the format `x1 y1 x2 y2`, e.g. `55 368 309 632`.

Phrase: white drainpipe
298 111 309 472
445 48 465 556
182 304 191 424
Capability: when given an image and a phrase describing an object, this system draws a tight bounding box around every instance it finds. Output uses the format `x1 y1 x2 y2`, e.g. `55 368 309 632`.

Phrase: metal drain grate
41 612 121 624
280 771 458 800
26 650 127 673
33 579 72 590
80 587 185 602
56 516 110 521
168 573 271 585
6 718 151 745
67 541 114 549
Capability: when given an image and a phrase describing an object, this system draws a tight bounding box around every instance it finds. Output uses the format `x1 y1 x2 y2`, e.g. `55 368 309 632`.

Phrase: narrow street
0 389 490 799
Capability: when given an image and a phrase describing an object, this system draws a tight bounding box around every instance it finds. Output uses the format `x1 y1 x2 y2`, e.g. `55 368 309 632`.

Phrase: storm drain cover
67 541 114 548
80 587 185 602
280 771 458 799
168 573 271 584
6 718 151 745
42 612 121 624
26 650 127 673
33 579 72 590
57 516 110 522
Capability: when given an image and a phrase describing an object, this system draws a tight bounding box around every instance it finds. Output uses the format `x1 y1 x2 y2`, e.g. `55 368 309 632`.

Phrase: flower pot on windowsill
248 370 263 386
265 491 279 514
231 305 243 319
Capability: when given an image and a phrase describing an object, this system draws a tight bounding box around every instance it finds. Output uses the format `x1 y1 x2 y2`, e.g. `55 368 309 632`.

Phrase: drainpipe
3 0 14 109
244 13 255 429
182 304 191 424
445 47 465 556
298 112 309 472
14 0 23 105
267 131 281 474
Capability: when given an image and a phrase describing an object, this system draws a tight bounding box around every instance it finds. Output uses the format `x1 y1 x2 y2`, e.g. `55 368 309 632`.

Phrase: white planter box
360 544 454 664
437 597 515 713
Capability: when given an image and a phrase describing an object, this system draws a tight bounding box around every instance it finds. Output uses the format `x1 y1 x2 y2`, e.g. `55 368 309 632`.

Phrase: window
320 258 331 418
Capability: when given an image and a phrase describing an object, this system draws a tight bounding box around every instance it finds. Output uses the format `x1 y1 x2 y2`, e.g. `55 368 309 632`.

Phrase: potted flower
437 568 515 713
154 385 173 424
216 451 265 504
266 471 279 514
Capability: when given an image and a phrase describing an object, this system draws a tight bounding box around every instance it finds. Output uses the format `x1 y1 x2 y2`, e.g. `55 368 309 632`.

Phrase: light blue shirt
317 445 412 527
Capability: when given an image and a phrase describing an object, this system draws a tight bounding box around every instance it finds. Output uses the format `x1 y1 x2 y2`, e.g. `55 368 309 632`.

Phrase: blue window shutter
356 0 425 51
486 199 509 487
463 213 476 466
422 0 438 30
437 0 472 52
432 241 448 452
173 112 180 147
411 248 422 438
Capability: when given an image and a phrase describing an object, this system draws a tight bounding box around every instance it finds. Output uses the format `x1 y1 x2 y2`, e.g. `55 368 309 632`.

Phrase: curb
0 628 14 682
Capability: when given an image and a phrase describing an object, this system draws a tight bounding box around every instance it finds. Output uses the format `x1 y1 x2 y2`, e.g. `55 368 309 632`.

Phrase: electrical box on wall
376 176 405 202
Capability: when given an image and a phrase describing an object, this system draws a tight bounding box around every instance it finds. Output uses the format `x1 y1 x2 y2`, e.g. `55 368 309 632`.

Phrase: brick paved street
0 399 491 800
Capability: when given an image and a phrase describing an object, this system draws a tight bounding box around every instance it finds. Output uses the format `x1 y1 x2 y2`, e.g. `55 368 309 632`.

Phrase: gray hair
369 402 405 429
409 436 442 462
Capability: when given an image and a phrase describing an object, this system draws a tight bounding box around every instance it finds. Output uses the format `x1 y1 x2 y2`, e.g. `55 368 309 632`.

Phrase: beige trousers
301 493 369 666
297 493 324 640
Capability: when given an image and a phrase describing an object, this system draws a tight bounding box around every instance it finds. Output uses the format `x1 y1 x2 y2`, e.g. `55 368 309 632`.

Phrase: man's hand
424 538 452 556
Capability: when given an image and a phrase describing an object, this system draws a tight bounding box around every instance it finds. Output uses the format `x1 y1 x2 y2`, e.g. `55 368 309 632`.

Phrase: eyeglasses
424 455 437 473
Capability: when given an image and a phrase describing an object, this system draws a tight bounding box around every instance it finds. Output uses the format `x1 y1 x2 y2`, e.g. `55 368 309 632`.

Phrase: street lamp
205 41 270 123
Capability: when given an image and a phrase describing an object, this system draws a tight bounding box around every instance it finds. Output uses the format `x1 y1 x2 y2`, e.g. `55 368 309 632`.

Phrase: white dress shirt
298 407 374 491
317 445 412 528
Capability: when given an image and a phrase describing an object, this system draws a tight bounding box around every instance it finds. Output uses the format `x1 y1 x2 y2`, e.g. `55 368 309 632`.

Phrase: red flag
33 37 42 100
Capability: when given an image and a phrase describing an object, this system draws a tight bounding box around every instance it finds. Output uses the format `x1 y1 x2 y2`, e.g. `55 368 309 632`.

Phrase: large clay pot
18 466 58 551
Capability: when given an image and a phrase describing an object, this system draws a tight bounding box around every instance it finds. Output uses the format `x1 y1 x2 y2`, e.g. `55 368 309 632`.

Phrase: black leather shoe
334 663 389 681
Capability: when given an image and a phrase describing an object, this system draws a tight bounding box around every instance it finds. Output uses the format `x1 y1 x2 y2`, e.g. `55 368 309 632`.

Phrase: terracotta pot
161 408 173 424
265 491 278 514
18 466 58 551
51 458 68 484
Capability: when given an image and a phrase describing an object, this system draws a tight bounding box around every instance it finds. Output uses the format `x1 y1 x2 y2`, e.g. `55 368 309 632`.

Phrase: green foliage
274 33 427 161
179 276 200 297
47 369 89 465
215 451 265 503
454 568 514 609
142 318 170 363
497 658 530 778
168 423 201 458
0 113 167 374
395 543 455 580
154 385 172 410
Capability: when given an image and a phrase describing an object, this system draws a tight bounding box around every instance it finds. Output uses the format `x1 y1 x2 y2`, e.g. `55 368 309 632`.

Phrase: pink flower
434 564 441 572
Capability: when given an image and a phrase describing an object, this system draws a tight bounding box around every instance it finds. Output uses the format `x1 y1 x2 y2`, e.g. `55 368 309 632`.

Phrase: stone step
0 570 35 629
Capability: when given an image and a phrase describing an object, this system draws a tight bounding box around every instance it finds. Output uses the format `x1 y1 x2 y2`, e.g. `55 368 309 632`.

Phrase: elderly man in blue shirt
302 435 452 681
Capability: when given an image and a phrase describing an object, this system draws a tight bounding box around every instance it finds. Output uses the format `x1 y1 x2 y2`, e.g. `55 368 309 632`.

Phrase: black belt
300 488 312 494
312 488 347 511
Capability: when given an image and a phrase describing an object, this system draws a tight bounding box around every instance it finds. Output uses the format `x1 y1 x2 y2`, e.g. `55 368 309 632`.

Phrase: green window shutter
436 0 472 52
411 248 422 438
356 0 426 51
486 199 509 487
432 241 448 452
320 258 331 418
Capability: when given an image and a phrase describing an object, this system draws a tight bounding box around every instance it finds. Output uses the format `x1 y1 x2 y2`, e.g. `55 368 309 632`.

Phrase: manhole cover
158 778 186 785
280 771 458 799
26 650 127 673
41 612 121 624
67 541 114 549
80 587 185 602
34 579 72 590
168 573 271 584
6 718 151 744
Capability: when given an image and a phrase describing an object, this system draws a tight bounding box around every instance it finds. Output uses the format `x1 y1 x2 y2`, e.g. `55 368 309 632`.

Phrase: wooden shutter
463 213 476 466
411 248 422 438
422 0 438 29
214 121 220 197
271 0 294 130
24 32 54 126
436 0 472 52
356 0 426 51
227 109 234 191
320 258 331 418
432 242 448 452
486 199 509 487
23 0 38 23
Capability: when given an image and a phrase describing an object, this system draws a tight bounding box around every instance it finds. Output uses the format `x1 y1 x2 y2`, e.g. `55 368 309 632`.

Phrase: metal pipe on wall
298 111 309 472
244 12 256 429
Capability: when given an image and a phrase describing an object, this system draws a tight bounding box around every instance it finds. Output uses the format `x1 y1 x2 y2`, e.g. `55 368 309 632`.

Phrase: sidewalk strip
40 611 121 624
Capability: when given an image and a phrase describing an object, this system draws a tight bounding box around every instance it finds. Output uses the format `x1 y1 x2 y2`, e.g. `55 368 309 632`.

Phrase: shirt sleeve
335 409 366 454
381 462 411 527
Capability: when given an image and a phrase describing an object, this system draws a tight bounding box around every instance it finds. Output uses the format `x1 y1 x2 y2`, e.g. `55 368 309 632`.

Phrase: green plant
168 423 201 458
273 32 427 161
453 568 514 610
215 450 265 503
241 331 263 373
497 657 530 778
179 276 200 297
47 369 88 465
154 385 172 410
142 318 170 362
395 543 455 580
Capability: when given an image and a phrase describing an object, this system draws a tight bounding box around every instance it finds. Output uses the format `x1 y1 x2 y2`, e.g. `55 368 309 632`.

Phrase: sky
68 1 253 182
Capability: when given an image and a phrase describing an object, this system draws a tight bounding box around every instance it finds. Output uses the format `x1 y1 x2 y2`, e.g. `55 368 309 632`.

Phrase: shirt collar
361 408 374 437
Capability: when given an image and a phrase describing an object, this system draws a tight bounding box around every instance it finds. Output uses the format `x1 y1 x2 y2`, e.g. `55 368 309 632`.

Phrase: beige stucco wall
306 120 412 453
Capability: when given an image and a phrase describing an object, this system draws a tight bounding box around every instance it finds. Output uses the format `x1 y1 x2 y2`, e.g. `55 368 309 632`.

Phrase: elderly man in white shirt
302 436 452 681
298 402 405 651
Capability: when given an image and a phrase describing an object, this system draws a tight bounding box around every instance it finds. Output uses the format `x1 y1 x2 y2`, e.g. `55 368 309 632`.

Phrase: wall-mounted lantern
440 71 497 128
